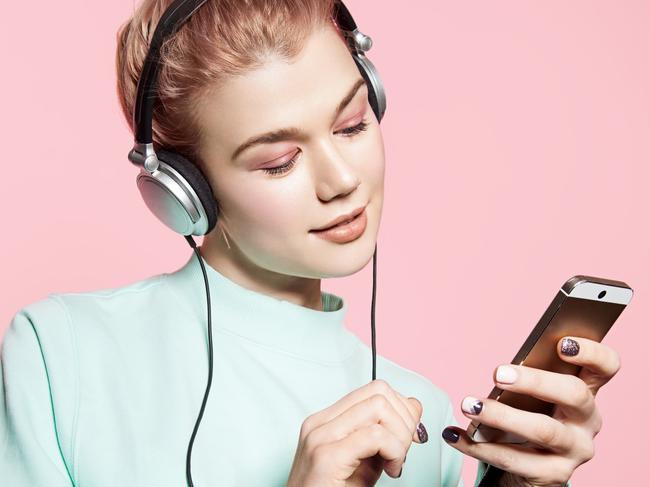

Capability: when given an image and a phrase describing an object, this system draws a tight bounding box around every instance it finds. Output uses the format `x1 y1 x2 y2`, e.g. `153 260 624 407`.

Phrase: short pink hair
115 0 342 168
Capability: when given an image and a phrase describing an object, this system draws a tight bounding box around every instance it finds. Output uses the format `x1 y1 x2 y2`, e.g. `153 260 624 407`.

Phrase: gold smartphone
467 275 633 444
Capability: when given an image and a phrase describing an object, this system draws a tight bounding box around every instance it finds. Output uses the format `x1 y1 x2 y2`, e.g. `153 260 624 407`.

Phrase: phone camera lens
598 290 607 299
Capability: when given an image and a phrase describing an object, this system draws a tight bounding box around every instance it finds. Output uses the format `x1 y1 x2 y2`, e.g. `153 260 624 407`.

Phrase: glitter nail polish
560 337 580 356
416 422 428 443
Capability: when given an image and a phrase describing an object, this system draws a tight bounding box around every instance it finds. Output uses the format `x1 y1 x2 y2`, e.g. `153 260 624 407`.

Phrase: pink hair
115 0 342 168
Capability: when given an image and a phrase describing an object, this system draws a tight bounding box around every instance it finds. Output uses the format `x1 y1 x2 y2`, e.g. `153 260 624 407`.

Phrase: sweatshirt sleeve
0 299 76 486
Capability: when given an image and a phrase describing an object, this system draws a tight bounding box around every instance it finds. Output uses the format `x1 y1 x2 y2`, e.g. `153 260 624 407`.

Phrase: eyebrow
230 77 367 161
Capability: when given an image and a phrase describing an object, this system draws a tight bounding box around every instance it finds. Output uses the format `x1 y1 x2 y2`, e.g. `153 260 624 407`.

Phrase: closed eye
261 119 370 176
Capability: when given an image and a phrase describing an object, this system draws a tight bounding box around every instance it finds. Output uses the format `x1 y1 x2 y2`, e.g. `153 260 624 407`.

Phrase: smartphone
467 275 633 444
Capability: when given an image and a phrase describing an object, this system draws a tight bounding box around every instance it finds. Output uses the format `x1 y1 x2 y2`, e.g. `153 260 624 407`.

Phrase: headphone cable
182 236 378 485
184 235 213 487
371 242 377 380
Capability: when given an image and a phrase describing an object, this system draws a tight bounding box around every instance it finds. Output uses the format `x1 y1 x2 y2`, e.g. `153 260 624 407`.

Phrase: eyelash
262 119 370 175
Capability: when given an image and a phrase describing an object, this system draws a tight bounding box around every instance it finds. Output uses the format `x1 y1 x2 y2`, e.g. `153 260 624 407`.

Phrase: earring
219 222 231 250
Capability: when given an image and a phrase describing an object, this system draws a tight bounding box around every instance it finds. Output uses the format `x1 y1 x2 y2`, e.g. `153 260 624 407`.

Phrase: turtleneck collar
162 250 360 364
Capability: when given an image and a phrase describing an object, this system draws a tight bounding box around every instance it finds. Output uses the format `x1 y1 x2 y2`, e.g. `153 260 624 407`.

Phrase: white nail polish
496 365 517 384
461 396 483 415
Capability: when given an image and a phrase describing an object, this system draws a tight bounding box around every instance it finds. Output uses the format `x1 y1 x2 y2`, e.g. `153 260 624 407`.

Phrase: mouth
310 205 367 232
309 206 368 243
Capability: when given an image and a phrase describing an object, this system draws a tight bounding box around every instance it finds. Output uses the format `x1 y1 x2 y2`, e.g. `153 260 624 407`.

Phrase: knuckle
369 393 391 415
533 419 560 447
302 427 322 454
410 396 423 417
300 415 317 440
372 379 393 395
568 376 592 409
573 429 596 463
493 450 517 472
593 410 603 436
581 440 596 462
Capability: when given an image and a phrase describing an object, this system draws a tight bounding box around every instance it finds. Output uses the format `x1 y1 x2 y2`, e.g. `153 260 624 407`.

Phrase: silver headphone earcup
136 157 215 236
353 52 386 123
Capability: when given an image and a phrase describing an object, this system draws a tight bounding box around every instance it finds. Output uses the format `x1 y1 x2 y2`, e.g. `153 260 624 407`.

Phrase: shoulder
3 271 171 351
47 271 169 319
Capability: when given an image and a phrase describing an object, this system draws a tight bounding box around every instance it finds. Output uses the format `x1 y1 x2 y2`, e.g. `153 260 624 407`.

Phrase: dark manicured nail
416 422 428 443
397 466 403 478
560 337 580 356
442 427 460 443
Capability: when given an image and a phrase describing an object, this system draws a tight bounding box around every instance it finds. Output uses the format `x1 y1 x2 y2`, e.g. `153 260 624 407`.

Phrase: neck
200 232 323 311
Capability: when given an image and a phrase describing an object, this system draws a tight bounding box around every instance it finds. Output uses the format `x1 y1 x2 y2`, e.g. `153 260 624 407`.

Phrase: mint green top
0 252 548 486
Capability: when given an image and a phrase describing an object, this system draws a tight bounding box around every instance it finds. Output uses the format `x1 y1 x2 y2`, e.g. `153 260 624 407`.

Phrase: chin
308 209 380 278
313 234 378 278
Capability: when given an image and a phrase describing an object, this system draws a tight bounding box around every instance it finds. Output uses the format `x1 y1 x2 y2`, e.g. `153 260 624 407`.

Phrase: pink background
2 0 648 484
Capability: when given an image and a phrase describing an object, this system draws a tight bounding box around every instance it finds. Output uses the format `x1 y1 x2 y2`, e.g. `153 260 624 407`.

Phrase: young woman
0 1 620 486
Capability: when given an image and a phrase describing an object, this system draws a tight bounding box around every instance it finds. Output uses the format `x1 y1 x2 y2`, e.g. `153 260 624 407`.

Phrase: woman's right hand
286 379 428 487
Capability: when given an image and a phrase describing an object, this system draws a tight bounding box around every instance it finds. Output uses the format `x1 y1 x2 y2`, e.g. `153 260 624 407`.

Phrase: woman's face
196 24 385 281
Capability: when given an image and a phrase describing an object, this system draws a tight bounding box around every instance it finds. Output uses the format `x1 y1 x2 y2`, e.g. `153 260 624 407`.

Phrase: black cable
183 236 378 485
371 242 377 381
184 235 214 487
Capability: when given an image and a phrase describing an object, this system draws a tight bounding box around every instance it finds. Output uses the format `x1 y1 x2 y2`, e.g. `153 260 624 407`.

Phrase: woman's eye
260 120 369 177
338 119 369 137
261 151 301 176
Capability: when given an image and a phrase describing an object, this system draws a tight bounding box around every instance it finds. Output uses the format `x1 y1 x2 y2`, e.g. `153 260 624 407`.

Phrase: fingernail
496 365 517 384
461 396 483 415
397 466 403 478
560 337 580 356
442 427 460 443
416 422 429 443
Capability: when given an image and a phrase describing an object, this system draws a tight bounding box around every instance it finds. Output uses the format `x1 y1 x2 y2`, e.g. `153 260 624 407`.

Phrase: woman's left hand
441 336 621 487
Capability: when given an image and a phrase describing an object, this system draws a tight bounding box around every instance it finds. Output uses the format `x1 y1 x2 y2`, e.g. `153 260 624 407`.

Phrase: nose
312 139 361 202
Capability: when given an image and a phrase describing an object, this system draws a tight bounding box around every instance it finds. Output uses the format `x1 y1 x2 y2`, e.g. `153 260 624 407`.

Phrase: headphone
126 1 385 485
127 0 386 237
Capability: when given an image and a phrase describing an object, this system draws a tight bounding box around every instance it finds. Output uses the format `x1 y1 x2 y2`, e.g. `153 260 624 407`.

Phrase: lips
309 207 368 243
311 205 366 231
